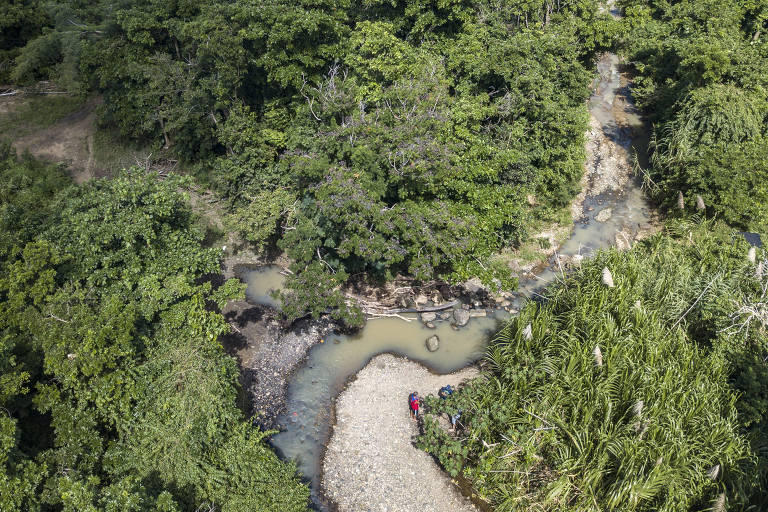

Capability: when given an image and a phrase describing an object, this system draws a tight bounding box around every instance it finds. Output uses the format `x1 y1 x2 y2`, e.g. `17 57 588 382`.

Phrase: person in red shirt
409 391 420 420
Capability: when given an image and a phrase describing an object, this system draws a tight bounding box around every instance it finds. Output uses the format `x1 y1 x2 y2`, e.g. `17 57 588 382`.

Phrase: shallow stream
242 40 654 511
270 310 508 506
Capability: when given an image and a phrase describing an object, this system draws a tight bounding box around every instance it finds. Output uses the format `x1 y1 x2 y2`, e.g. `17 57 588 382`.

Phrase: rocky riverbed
323 354 480 512
220 299 335 428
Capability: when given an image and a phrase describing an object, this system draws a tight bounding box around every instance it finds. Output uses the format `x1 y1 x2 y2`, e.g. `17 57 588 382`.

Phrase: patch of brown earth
12 98 99 184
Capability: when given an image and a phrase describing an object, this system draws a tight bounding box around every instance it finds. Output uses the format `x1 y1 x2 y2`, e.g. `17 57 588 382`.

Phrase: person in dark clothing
450 411 462 429
438 385 453 399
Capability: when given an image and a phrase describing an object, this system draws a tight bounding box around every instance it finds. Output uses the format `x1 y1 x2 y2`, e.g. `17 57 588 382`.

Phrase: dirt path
322 354 479 512
84 133 95 182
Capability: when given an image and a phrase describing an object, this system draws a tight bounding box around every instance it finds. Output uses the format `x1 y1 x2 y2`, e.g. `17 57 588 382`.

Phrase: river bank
322 354 480 512
217 17 657 510
314 40 656 512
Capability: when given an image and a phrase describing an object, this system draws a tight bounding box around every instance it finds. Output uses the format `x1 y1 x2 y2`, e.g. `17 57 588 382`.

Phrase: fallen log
366 312 413 322
380 299 460 314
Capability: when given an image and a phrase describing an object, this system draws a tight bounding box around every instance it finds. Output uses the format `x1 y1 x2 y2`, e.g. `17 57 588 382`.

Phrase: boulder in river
420 312 437 323
469 309 487 318
426 335 440 352
595 208 612 222
453 309 470 327
462 277 485 295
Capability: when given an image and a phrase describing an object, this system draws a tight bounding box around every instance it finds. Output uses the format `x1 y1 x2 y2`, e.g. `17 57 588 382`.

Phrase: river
242 31 654 511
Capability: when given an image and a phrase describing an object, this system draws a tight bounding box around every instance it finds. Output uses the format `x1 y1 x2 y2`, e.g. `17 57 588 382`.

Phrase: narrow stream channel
243 32 654 511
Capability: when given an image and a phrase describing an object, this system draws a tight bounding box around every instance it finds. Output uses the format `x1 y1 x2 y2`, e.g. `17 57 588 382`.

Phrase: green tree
0 162 310 510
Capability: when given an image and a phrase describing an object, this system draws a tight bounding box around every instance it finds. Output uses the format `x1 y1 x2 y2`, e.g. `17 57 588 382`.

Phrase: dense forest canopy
0 147 309 510
2 0 768 510
621 0 768 231
1 1 615 509
2 0 620 326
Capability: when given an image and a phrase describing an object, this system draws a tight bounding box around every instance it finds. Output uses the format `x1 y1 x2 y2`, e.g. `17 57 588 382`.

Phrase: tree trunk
383 299 460 314
159 115 171 149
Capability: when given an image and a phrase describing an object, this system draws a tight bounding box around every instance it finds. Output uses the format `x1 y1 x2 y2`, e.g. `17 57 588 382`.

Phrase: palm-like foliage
659 84 763 164
420 221 767 510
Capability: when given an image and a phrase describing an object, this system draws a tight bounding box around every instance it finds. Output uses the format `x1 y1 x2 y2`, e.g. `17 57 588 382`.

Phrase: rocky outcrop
453 309 470 327
420 312 437 323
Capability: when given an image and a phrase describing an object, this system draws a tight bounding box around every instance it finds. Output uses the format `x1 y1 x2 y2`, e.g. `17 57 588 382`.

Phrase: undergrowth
419 219 767 511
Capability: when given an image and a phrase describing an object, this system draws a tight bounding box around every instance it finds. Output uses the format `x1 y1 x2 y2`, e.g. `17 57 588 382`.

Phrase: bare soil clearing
323 354 480 512
11 98 99 183
2 94 153 183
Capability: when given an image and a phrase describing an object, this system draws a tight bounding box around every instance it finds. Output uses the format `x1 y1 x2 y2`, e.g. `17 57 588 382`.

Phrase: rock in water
602 267 615 288
677 191 685 209
453 308 470 327
595 208 612 222
696 195 706 211
425 335 440 352
462 277 485 295
420 312 437 323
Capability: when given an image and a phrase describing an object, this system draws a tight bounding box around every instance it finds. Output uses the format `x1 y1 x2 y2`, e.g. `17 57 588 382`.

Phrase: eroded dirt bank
322 354 480 512
10 98 99 184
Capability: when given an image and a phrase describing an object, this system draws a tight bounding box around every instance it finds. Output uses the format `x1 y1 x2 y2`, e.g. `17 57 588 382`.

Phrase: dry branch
382 299 460 314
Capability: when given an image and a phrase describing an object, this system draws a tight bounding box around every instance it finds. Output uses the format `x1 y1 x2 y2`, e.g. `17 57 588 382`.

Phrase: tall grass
419 220 767 511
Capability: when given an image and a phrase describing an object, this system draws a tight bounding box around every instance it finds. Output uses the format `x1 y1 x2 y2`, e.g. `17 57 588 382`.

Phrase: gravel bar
323 354 480 512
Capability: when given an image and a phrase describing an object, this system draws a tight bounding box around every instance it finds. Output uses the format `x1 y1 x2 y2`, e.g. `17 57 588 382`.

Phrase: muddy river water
242 38 654 510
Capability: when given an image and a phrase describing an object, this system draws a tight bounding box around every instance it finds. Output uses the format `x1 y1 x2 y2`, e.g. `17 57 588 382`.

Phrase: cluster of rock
421 305 492 352
418 277 520 352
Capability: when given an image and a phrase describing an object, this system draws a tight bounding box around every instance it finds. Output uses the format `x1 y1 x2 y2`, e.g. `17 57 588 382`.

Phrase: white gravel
571 114 633 220
323 354 480 512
